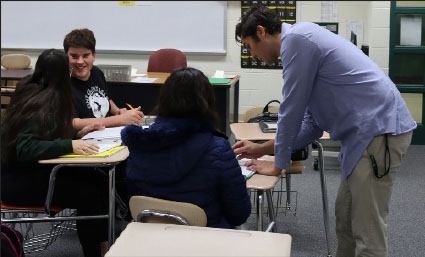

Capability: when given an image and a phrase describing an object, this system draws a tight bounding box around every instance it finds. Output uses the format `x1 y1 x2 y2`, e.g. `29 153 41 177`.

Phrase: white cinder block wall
1 1 392 121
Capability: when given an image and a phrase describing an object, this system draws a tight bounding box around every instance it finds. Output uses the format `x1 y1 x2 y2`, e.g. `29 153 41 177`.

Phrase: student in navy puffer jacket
121 67 251 228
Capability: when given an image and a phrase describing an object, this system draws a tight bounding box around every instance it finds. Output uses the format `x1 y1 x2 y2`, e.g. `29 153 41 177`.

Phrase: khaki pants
335 131 412 257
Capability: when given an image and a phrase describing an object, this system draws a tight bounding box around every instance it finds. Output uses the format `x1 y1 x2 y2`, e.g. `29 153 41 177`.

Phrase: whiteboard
1 1 227 54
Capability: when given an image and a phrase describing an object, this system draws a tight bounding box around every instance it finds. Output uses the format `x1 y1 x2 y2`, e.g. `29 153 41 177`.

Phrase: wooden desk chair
129 196 207 227
1 54 31 70
147 49 187 73
243 107 303 215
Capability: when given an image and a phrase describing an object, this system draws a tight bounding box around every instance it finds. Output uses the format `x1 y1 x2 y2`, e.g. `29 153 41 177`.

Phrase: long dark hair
2 49 74 162
154 67 219 128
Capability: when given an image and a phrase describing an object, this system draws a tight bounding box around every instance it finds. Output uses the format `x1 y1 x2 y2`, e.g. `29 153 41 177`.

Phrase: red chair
147 49 187 73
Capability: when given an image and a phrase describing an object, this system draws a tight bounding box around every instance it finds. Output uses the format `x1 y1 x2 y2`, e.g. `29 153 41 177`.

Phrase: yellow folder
59 146 126 158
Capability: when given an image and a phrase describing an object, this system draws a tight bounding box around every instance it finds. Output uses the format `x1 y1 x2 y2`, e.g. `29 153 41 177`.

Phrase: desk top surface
129 72 240 86
230 123 330 141
39 147 129 164
0 70 239 86
106 222 291 257
1 68 34 79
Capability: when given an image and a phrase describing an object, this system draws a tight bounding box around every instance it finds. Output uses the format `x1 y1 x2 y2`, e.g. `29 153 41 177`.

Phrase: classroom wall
1 1 391 121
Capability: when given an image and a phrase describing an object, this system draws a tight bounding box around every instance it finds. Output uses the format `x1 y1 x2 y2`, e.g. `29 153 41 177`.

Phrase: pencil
126 103 134 110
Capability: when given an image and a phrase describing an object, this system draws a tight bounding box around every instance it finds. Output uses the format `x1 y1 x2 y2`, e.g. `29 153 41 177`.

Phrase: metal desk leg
313 140 333 257
257 191 264 231
108 165 116 246
265 190 277 232
286 174 291 210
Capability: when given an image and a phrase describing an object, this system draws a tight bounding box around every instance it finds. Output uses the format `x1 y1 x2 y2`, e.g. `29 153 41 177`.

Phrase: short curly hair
63 28 96 53
235 5 281 43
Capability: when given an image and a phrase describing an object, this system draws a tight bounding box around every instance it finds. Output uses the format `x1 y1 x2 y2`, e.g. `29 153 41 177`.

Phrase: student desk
1 69 33 109
246 173 279 232
230 122 330 141
39 147 130 246
107 72 239 136
105 222 292 257
1 68 34 87
230 122 332 257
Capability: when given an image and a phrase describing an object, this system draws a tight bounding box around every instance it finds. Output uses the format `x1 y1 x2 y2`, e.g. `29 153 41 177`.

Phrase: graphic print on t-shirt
85 86 109 118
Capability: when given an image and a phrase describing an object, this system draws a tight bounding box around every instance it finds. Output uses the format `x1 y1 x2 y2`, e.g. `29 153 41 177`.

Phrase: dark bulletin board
241 0 296 69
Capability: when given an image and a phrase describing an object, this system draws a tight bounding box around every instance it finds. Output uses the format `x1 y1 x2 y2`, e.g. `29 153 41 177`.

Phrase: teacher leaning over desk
232 5 416 257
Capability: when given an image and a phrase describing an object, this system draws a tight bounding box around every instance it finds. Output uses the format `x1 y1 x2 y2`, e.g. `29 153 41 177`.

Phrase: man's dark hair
63 28 96 53
235 5 282 43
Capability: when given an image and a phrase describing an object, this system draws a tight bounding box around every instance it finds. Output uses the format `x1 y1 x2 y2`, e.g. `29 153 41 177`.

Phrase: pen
126 103 134 110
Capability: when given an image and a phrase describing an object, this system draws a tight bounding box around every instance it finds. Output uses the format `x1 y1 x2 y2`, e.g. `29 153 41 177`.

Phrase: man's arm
275 34 322 171
232 139 275 159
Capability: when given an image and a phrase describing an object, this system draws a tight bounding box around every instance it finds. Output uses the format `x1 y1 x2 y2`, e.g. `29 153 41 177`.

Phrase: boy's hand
77 123 105 138
120 106 144 125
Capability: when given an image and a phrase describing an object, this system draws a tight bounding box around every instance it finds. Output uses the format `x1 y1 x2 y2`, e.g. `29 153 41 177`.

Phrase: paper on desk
212 70 225 78
266 123 278 129
82 126 125 140
211 70 238 79
131 77 158 83
94 142 121 154
241 166 256 179
238 158 267 179
222 73 238 79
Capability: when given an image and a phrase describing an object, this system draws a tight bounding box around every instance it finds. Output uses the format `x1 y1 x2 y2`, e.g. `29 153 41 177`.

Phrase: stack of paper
131 77 158 83
79 127 125 155
95 141 122 154
211 70 238 79
82 126 125 140
238 158 256 179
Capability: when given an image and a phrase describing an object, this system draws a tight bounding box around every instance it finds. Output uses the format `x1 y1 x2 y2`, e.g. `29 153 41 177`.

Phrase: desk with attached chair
230 122 332 257
1 147 129 253
105 222 292 257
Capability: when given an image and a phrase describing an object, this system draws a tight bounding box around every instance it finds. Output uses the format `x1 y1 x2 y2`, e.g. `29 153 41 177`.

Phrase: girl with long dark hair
1 49 109 257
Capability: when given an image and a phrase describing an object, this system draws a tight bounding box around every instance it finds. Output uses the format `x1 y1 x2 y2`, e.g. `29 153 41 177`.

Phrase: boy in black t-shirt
64 29 144 129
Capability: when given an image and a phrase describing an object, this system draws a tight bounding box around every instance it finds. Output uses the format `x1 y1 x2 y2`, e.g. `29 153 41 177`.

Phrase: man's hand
77 123 105 139
232 140 264 160
245 159 283 176
72 140 100 155
119 106 144 126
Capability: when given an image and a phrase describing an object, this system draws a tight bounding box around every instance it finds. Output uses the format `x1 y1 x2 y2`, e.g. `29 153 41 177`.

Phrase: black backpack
1 224 25 257
247 100 309 162
247 100 280 123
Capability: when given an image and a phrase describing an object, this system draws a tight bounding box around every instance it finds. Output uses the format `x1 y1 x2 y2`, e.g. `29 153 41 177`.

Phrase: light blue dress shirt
275 22 417 180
